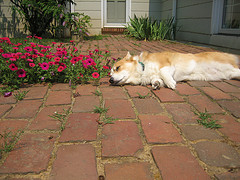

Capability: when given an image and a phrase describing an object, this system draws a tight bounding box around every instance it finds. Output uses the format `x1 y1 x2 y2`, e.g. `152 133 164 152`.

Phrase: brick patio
0 35 240 179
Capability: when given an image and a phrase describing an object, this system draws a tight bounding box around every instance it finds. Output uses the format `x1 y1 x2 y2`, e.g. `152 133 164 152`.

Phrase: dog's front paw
152 79 164 90
166 80 176 89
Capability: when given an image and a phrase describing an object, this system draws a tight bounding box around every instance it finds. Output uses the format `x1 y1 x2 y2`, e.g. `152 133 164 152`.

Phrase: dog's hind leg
230 68 240 80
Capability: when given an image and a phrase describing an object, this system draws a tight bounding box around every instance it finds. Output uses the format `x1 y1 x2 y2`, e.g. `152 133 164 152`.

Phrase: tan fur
140 51 239 68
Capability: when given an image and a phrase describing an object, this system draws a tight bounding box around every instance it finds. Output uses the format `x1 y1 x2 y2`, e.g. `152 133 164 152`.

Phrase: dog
109 51 240 89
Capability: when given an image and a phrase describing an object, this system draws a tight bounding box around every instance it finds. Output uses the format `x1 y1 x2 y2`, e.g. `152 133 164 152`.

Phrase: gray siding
0 1 26 37
74 0 102 35
175 1 213 44
158 0 172 20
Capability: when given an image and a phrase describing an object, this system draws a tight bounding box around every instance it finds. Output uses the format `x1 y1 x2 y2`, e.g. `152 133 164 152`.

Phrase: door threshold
102 27 126 34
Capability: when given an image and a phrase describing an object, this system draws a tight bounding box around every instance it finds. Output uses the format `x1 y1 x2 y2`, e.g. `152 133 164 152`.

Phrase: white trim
70 0 75 13
102 0 131 27
101 0 104 28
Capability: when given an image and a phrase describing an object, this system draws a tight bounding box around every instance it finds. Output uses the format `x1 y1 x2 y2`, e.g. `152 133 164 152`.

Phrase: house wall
174 0 240 53
0 1 26 37
131 0 162 20
74 0 102 35
175 0 213 44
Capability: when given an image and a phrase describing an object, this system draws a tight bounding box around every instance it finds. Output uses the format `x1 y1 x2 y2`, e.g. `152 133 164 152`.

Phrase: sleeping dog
109 51 240 89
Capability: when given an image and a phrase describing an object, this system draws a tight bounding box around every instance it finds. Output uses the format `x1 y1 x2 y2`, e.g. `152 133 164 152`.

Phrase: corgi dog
109 51 240 89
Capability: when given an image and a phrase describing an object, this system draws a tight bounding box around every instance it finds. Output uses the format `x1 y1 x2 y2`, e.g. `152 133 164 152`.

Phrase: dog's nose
109 77 114 84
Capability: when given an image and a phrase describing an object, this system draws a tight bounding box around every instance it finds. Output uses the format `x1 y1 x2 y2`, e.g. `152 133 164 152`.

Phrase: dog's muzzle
109 77 114 84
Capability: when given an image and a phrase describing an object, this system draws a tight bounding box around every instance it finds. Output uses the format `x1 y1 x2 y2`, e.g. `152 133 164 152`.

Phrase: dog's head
109 52 140 85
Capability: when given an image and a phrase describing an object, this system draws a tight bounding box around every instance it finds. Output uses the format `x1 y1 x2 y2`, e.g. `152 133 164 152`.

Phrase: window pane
107 0 126 23
222 0 240 29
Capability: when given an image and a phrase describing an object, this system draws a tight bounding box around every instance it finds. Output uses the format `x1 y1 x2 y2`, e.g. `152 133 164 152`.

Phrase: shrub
0 36 115 94
10 0 92 39
125 14 175 41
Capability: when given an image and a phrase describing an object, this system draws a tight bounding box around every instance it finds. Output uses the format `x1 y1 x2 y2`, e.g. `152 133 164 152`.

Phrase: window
212 0 240 35
102 0 130 27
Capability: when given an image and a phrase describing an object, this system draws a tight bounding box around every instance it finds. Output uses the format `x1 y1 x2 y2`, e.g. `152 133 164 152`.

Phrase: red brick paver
50 144 98 180
0 35 239 180
105 162 153 180
102 121 143 157
139 114 182 143
152 146 210 180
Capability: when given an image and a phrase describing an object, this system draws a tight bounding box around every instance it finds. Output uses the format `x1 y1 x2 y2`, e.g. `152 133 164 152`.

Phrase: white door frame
101 0 131 28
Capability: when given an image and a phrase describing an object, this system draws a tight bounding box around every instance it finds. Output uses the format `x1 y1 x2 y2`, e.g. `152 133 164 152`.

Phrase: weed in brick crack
195 109 222 129
137 92 150 99
102 116 118 125
14 90 29 101
49 109 70 131
94 106 108 114
93 90 102 96
0 129 24 154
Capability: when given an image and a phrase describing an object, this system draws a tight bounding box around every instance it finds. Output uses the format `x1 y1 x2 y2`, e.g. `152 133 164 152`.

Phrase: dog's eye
116 66 120 71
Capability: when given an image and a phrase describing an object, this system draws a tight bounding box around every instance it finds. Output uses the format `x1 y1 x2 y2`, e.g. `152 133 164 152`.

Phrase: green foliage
93 90 102 96
63 12 92 40
137 92 150 99
102 116 118 124
195 109 222 129
49 109 70 131
14 90 29 101
125 14 175 41
0 129 24 153
0 36 113 94
94 106 108 114
10 0 91 38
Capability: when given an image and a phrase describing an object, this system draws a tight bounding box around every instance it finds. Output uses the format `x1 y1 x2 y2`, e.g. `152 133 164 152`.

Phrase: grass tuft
49 109 71 131
0 129 24 154
14 90 29 101
94 106 108 114
195 109 222 129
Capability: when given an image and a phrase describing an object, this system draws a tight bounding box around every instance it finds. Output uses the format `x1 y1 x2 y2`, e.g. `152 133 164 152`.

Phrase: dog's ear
140 51 148 60
125 51 131 60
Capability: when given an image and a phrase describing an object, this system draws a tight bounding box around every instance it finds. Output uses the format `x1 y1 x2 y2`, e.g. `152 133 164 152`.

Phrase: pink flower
48 61 54 66
31 54 38 58
57 66 64 72
27 58 33 62
103 66 109 69
46 55 54 59
17 69 26 78
4 92 12 97
9 63 18 71
54 57 61 62
24 46 33 52
2 53 12 58
40 62 49 70
92 72 100 79
38 53 44 57
12 47 19 50
10 58 16 61
29 63 35 67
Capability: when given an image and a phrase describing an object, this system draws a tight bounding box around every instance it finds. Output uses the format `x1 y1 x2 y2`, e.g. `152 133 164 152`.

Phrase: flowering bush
62 12 92 40
0 36 115 93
